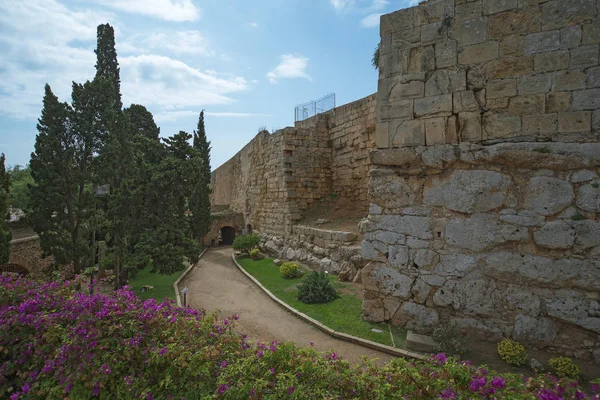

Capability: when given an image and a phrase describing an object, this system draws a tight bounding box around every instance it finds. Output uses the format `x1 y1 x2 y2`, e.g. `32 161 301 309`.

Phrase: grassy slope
237 257 406 348
128 266 185 303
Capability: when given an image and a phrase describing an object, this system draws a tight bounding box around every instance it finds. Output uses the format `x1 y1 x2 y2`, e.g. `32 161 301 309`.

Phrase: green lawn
237 257 406 348
127 265 187 303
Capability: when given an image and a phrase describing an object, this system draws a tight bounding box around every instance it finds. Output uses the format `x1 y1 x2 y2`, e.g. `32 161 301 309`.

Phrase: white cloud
154 110 272 122
370 0 389 10
92 0 199 21
266 54 311 84
122 31 213 56
408 0 419 5
360 13 382 27
330 0 355 11
246 22 259 28
0 0 250 123
0 0 112 119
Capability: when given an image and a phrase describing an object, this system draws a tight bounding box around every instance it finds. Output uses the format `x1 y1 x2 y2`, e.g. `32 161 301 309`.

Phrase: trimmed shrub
432 324 466 356
279 262 298 279
232 234 260 254
497 338 528 366
549 357 580 379
249 248 261 260
297 271 339 304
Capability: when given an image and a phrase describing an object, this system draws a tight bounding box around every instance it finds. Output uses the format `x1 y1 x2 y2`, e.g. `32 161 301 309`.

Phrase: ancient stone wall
210 94 377 234
9 236 54 274
365 0 600 363
376 0 599 148
328 94 377 210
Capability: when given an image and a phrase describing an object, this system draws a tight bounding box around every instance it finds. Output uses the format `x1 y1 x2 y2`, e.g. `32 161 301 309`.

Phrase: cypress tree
94 23 121 110
30 84 92 274
0 154 10 264
190 110 212 240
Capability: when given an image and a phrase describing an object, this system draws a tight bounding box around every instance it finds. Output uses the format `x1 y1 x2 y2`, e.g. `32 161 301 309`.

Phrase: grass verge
128 265 186 303
237 257 407 348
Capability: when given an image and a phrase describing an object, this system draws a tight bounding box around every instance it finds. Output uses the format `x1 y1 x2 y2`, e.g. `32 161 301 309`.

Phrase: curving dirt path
179 247 395 365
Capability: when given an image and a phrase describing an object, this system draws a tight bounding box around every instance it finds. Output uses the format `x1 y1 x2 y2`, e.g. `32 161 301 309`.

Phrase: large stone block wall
210 94 377 233
376 0 600 148
364 143 600 362
328 94 377 210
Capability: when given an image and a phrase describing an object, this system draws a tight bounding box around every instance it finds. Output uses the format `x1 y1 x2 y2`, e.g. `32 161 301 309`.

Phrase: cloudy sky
0 0 416 170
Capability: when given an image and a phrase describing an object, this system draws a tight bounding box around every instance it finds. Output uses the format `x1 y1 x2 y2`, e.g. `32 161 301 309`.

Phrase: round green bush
497 338 528 366
232 234 261 254
297 271 339 304
549 356 580 379
279 262 298 279
249 248 260 260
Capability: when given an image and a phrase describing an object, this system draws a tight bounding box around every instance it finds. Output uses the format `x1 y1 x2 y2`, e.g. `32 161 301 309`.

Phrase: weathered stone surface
533 220 576 249
487 79 517 99
374 231 406 245
370 215 433 240
552 70 587 91
435 40 458 68
508 94 545 115
433 279 502 316
436 253 477 277
513 315 556 343
424 170 511 213
546 291 600 333
524 31 561 55
459 112 483 141
446 214 528 251
523 177 574 216
486 56 534 79
561 26 582 50
415 94 453 117
380 99 414 121
389 245 409 268
406 330 436 352
589 67 600 88
483 0 518 15
518 73 552 94
500 36 524 57
570 45 599 69
424 118 447 145
572 220 600 249
534 50 569 72
499 212 544 227
453 317 505 340
541 0 597 31
363 299 385 322
576 183 600 212
452 17 488 47
546 92 571 113
371 266 414 298
391 120 425 147
489 7 541 39
453 90 479 112
571 169 598 183
573 89 600 111
582 23 600 45
459 42 499 64
383 299 402 320
522 114 557 135
482 113 521 138
370 149 419 166
390 80 425 100
370 173 416 208
558 111 591 133
413 249 439 270
395 302 439 327
362 240 387 261
505 284 542 315
484 252 600 291
411 279 432 304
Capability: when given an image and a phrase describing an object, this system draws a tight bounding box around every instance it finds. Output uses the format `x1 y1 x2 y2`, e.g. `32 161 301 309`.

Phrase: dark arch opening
220 226 236 245
0 264 29 276
247 224 253 234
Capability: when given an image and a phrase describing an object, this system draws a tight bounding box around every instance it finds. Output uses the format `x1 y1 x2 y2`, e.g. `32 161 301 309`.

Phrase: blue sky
0 0 415 170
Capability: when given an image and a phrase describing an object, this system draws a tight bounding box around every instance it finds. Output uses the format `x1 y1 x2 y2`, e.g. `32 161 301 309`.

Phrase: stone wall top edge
10 235 40 245
331 93 376 115
292 225 356 236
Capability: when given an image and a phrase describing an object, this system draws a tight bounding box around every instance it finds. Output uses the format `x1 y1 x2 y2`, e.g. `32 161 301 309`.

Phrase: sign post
181 287 189 308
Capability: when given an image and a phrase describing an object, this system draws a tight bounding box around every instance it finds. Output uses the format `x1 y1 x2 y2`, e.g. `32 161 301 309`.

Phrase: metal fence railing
294 93 335 122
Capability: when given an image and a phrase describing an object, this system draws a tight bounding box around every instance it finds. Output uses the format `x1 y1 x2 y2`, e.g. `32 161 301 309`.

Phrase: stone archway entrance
220 226 236 245
0 263 29 276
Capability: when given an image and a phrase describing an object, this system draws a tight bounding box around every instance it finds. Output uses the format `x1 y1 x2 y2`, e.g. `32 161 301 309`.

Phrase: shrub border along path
232 253 425 361
174 248 208 307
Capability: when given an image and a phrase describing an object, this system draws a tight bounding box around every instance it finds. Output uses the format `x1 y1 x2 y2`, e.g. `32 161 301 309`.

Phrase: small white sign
181 287 188 295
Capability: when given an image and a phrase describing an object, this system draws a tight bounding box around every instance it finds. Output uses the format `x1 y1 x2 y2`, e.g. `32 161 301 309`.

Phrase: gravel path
179 246 395 365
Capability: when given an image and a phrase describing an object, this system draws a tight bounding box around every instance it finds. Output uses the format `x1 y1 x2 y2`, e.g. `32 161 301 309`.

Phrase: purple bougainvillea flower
287 387 295 395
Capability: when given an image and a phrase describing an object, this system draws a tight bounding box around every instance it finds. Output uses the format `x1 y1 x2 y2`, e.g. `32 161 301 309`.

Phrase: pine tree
190 110 212 240
95 23 121 110
30 85 92 274
0 154 11 264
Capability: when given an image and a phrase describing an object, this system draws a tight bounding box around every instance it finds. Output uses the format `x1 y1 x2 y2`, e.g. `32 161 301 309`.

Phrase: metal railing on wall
294 93 335 122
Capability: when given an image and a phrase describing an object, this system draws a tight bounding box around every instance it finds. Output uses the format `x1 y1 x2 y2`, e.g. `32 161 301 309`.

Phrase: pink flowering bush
1 274 599 399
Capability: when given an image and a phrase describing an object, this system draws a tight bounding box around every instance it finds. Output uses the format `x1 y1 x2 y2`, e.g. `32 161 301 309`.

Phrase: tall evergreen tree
0 154 11 264
94 23 121 110
135 131 201 274
190 110 212 240
30 85 93 274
